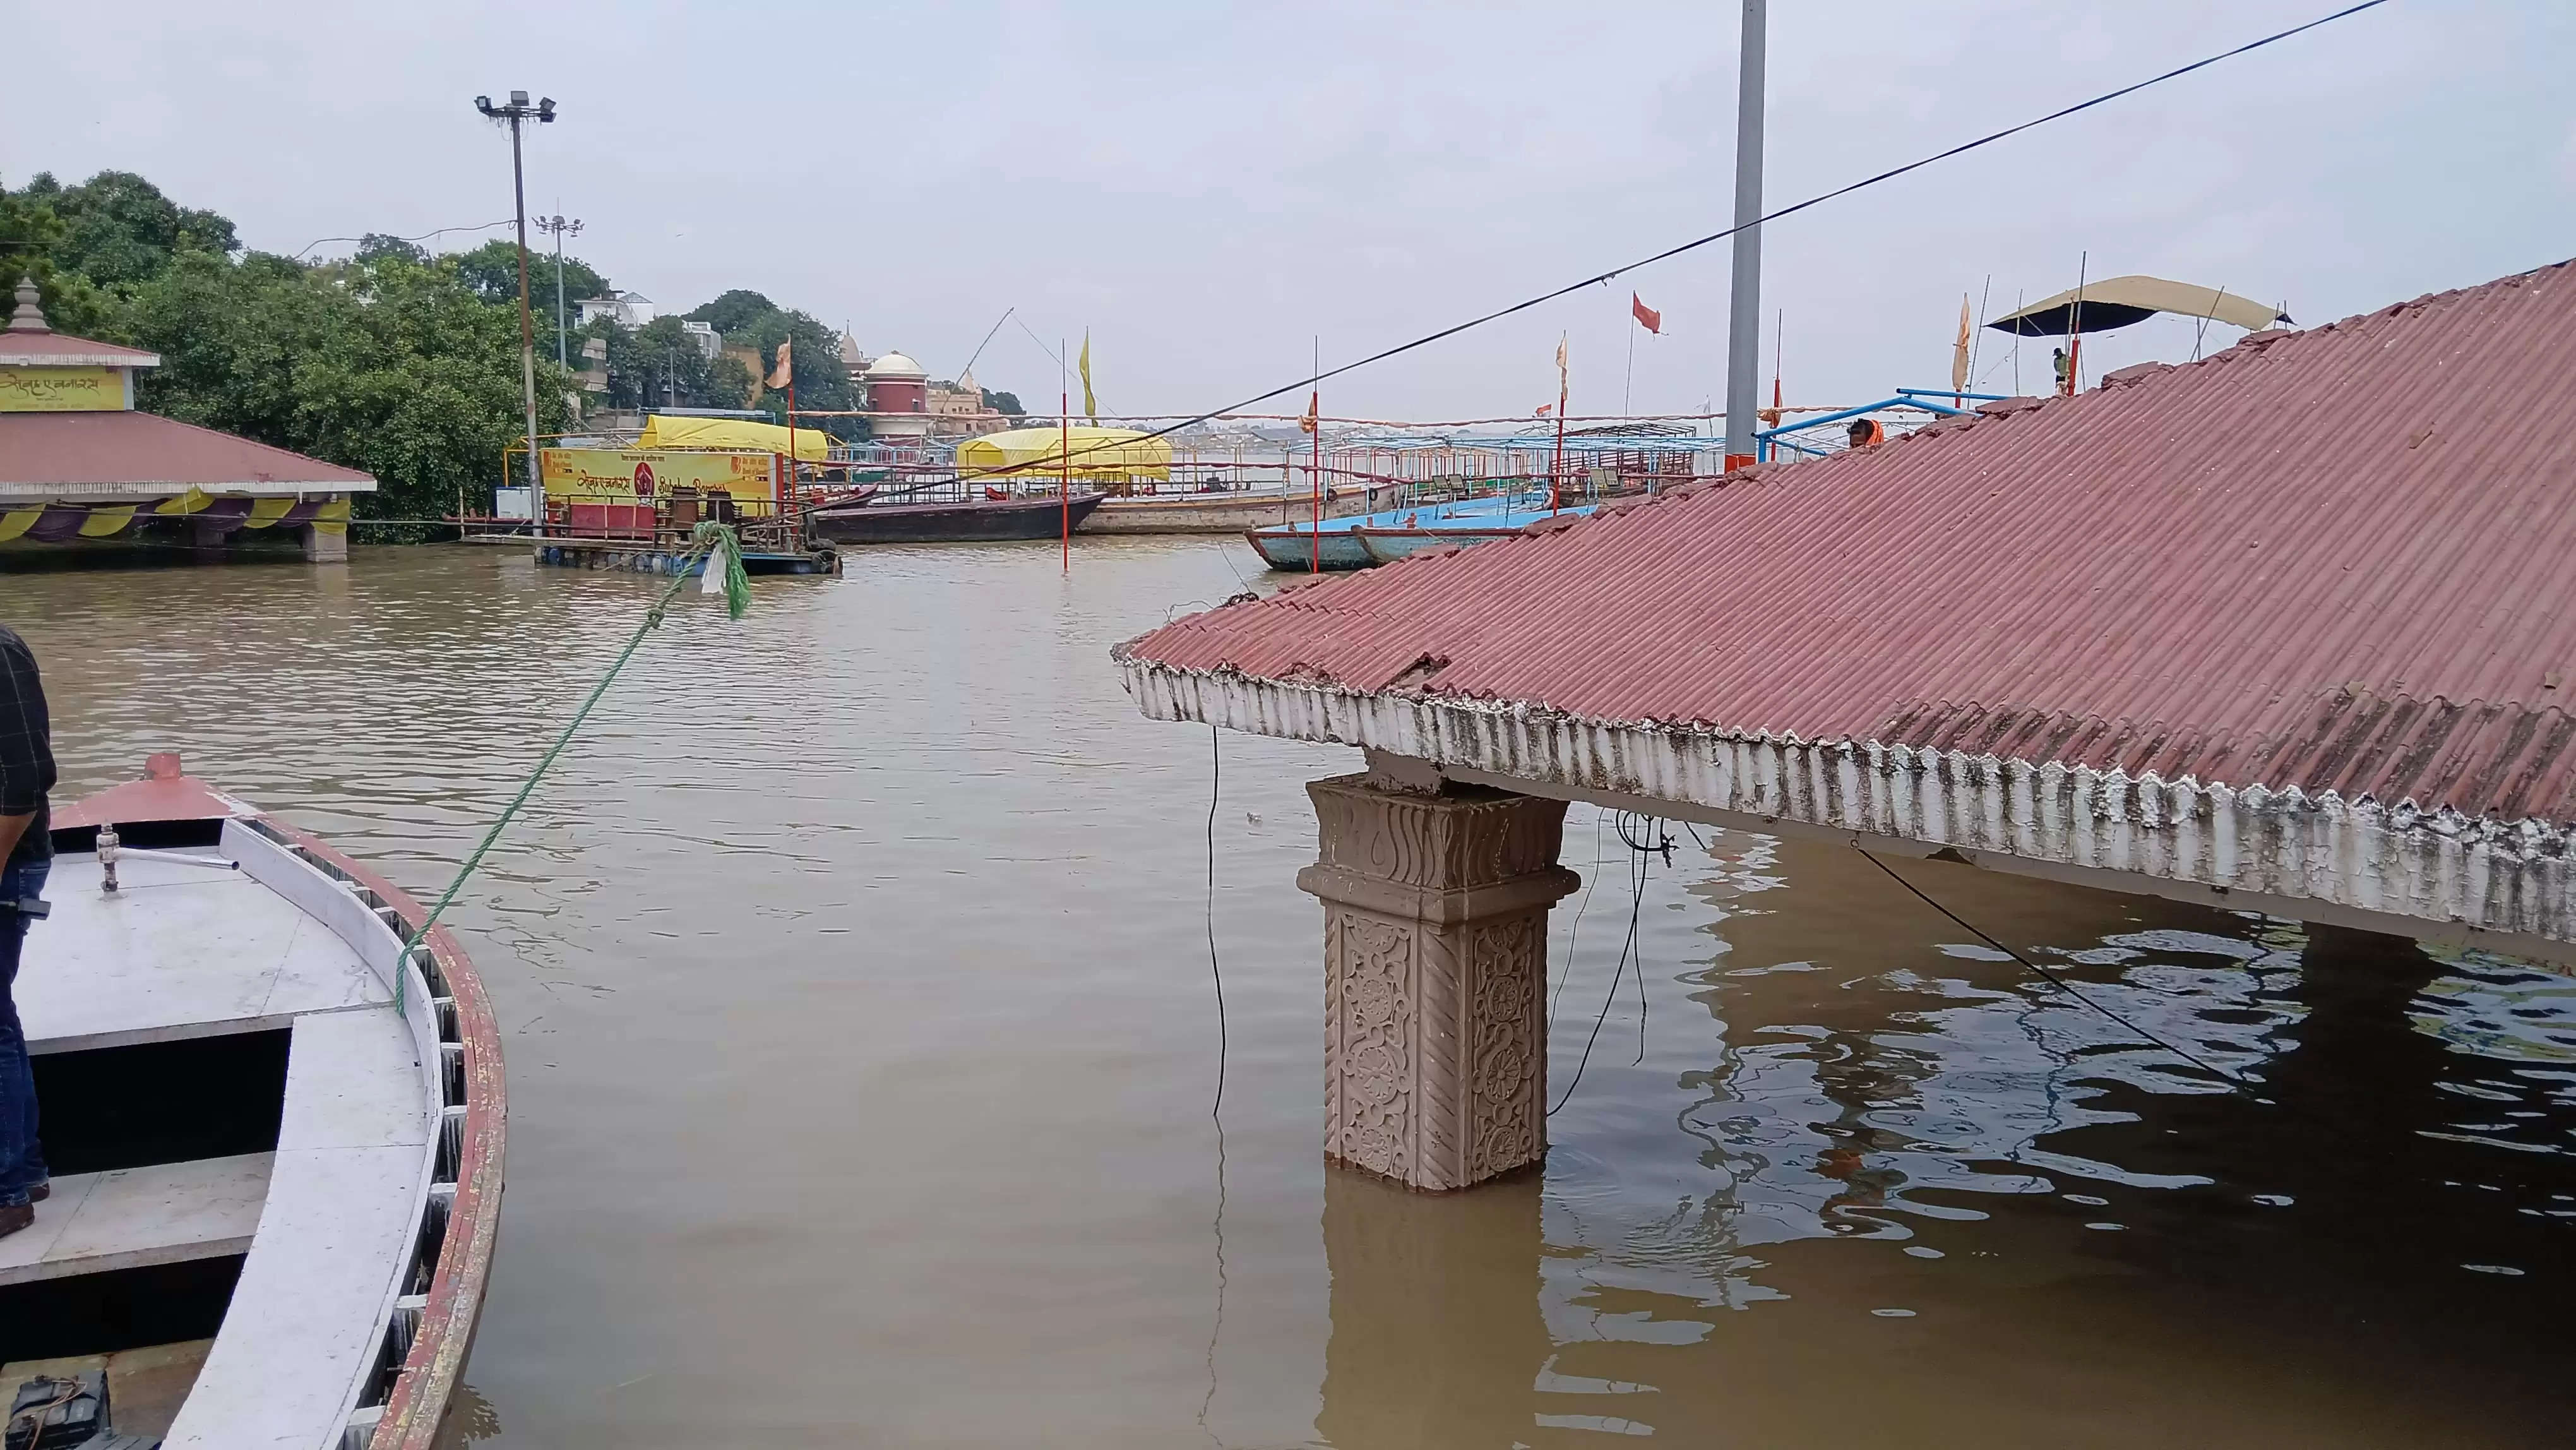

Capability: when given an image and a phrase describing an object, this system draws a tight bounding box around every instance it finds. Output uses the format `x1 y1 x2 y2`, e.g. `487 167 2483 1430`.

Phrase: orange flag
1950 294 1972 397
766 339 793 390
1631 292 1662 334
1299 391 1319 434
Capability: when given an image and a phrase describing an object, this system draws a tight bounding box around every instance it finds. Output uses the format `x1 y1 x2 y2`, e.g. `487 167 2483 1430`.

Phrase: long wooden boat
808 491 1107 544
1079 483 1393 536
1246 491 1570 573
2 755 503 1449
1354 503 1598 564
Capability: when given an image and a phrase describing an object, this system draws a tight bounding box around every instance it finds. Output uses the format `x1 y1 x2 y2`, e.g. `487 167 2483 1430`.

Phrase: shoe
28 1182 45 1202
0 1200 29 1240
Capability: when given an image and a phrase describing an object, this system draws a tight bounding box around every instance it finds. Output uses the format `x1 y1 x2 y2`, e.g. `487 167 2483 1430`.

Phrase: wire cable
946 0 2389 484
1205 724 1228 1113
1851 845 2246 1086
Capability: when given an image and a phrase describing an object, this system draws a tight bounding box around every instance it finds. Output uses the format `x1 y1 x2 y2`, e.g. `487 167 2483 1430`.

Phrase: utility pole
475 91 557 535
538 212 582 369
1722 1 1765 469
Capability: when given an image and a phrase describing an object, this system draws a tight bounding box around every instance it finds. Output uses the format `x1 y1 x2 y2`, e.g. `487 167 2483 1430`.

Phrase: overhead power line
962 0 2389 479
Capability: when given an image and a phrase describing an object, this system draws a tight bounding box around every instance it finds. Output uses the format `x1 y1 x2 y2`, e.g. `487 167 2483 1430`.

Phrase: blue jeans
0 859 48 1207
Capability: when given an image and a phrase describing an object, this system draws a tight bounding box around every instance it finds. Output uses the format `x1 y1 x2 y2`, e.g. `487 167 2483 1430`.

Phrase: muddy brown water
6 542 2573 1447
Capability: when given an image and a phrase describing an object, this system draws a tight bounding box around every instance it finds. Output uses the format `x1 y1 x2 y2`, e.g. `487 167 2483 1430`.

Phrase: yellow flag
1952 294 1972 395
1078 330 1097 422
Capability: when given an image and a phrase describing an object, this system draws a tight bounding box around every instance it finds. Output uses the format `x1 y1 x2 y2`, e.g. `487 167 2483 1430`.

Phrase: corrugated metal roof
0 411 376 492
1123 258 2576 827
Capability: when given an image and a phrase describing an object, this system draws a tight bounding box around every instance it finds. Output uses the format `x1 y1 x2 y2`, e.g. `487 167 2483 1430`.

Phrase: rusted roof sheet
0 410 376 493
1123 259 2576 827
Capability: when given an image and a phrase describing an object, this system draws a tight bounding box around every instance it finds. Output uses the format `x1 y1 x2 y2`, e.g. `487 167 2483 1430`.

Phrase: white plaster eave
1118 655 2576 959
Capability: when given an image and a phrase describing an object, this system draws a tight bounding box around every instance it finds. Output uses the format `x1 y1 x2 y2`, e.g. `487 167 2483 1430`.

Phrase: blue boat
1245 490 1573 572
1353 497 1597 565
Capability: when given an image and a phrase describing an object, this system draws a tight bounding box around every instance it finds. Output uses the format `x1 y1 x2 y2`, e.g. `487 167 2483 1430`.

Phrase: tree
124 249 573 522
353 233 428 267
15 170 237 287
685 289 777 338
983 389 1025 417
450 237 607 364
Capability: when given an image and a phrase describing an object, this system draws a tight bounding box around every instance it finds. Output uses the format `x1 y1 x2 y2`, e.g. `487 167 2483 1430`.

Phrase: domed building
864 351 930 440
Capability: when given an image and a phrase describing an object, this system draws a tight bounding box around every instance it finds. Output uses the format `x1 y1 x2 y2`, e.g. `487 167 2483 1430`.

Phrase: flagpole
1309 335 1321 575
1060 338 1070 573
1552 333 1568 514
785 361 798 544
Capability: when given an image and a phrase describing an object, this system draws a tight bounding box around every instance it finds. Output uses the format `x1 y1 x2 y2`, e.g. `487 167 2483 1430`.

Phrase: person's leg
0 860 39 1209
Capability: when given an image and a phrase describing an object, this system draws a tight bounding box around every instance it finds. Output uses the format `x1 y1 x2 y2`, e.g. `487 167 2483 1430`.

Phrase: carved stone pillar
1300 773 1578 1191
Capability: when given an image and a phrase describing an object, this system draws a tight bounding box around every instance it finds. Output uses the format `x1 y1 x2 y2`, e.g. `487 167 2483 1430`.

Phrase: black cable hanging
1852 845 2248 1088
960 0 2390 485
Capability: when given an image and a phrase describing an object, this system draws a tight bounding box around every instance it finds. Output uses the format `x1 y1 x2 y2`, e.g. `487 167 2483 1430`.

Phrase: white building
575 291 656 329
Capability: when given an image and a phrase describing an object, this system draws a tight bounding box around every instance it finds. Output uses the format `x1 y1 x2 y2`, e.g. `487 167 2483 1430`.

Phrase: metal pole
551 222 568 370
510 117 541 540
1722 0 1766 467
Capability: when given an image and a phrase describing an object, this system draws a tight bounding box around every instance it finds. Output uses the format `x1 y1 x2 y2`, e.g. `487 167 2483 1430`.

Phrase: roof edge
1118 652 2576 950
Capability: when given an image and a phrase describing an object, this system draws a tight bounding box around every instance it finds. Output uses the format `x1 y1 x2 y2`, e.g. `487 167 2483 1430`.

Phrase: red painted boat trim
266 821 505 1450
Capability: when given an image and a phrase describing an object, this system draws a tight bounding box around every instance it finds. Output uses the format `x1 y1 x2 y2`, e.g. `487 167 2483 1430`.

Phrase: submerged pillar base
1301 772 1577 1192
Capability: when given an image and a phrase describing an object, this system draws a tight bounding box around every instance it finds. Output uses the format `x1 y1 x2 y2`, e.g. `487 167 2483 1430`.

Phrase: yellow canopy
957 426 1171 482
637 414 830 462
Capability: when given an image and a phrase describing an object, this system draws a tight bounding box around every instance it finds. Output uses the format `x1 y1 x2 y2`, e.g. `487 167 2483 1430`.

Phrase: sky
9 0 2571 422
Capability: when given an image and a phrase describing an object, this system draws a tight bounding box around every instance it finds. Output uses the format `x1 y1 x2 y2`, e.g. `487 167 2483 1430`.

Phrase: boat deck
22 851 389 1056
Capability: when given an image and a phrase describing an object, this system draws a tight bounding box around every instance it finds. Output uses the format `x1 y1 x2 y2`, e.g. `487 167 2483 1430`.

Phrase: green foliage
684 289 777 337
8 165 990 529
983 389 1025 417
15 171 238 286
451 237 606 364
126 249 573 520
1 170 233 340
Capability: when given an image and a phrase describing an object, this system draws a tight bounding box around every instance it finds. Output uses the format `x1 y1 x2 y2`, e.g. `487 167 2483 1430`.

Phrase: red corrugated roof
1124 258 2576 825
0 410 375 490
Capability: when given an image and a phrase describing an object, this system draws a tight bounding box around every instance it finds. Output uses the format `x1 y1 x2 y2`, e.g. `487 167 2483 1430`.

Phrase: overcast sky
10 0 2568 420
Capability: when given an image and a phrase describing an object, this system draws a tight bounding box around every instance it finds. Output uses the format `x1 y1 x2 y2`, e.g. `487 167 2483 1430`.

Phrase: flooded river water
7 542 2574 1447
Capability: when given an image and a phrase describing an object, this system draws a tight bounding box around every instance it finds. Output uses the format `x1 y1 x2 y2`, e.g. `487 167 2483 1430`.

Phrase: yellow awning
956 426 1171 482
636 414 830 462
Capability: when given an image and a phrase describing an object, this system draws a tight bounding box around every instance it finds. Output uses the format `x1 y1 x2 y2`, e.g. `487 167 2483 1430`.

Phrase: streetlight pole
475 90 556 536
538 213 582 371
1721 1 1765 469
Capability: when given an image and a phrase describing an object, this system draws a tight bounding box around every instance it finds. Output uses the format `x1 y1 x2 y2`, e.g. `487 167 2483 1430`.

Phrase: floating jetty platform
534 536 840 575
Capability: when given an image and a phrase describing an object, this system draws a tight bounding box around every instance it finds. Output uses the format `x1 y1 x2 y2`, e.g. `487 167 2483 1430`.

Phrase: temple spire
6 277 49 333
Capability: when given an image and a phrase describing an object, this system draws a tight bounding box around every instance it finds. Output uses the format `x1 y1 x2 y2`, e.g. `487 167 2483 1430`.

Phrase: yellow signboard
0 366 125 412
538 448 779 506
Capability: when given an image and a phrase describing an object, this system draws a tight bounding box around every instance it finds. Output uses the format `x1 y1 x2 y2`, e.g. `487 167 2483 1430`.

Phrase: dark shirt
0 626 53 868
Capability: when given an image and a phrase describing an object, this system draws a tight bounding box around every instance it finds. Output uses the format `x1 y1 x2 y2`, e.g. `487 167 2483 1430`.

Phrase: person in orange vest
1845 417 1886 449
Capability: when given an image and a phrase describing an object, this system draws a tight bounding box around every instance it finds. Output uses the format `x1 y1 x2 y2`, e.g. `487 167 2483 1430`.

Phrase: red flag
1631 292 1661 335
1534 403 1553 417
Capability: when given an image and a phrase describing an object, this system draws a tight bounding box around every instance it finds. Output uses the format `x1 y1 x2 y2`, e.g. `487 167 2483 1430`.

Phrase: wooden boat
1079 483 1393 536
807 491 1107 544
1354 501 1597 565
2 755 501 1449
1246 492 1570 573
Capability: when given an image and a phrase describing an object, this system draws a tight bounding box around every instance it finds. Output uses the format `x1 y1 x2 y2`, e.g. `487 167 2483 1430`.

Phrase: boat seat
0 1153 271 1288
